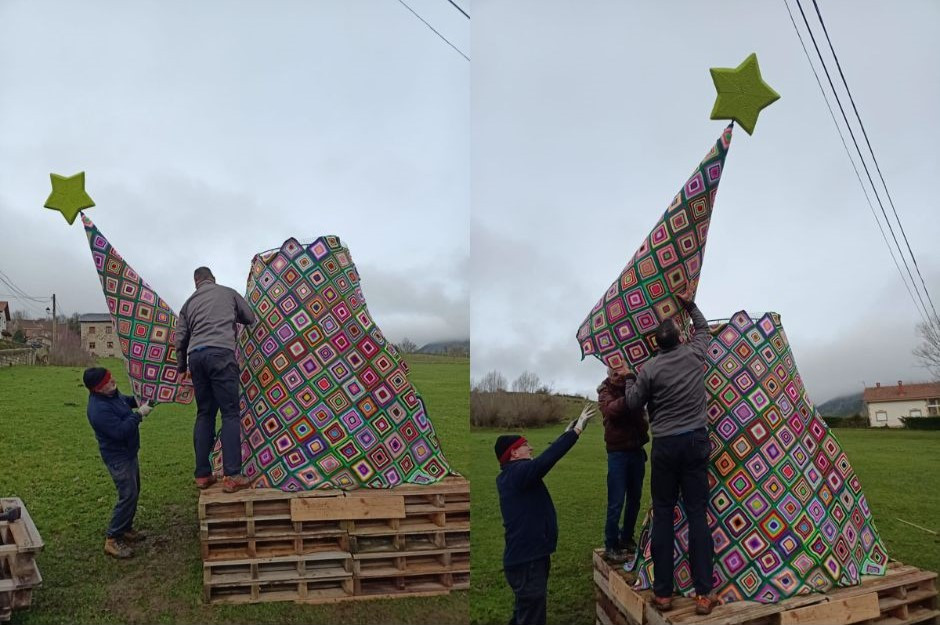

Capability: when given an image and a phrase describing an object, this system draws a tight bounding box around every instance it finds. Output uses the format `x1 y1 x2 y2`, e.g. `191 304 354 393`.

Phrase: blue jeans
106 456 140 538
190 347 242 477
651 428 713 597
605 449 646 550
504 556 550 625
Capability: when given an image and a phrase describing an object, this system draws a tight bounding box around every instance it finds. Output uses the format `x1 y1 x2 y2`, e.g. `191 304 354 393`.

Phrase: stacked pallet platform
0 498 44 623
199 476 469 604
593 548 939 625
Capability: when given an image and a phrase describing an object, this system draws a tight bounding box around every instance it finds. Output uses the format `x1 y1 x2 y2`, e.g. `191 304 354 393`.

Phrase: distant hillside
417 340 470 356
816 392 863 417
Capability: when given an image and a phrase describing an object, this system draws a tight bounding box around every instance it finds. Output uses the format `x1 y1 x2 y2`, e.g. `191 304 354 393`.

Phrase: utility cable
395 0 470 62
811 0 939 325
787 0 932 324
782 0 928 325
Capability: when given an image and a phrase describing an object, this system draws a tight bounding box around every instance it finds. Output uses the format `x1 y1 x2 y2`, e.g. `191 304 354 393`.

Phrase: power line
785 0 933 325
395 0 470 62
781 0 929 326
444 0 469 20
810 0 939 325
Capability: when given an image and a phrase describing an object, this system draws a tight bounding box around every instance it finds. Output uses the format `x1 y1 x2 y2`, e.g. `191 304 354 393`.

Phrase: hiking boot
194 475 217 490
222 474 251 493
621 538 638 553
104 537 133 559
652 595 673 611
121 529 145 543
604 548 628 564
695 595 719 615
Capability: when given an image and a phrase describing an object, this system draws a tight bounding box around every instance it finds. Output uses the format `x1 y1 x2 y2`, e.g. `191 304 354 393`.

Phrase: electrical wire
784 0 933 325
810 0 939 325
781 0 928 326
444 0 469 20
395 0 470 62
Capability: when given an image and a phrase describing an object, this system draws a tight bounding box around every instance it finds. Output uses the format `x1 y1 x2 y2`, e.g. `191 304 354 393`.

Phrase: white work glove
137 400 153 418
573 404 598 433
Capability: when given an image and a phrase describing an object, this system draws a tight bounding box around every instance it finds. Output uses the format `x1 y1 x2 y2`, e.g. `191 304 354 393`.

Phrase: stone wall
0 348 37 367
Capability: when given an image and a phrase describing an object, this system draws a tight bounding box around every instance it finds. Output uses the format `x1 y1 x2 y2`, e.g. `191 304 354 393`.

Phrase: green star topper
710 53 780 135
44 171 95 225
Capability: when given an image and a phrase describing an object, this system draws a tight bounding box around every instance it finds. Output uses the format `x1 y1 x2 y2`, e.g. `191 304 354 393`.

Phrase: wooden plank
290 496 405 522
609 570 645 625
779 592 880 625
344 496 406 520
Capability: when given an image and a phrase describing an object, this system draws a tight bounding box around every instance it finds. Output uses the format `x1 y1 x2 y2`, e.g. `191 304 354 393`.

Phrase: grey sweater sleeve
234 291 256 326
687 304 710 360
175 304 191 372
623 369 651 413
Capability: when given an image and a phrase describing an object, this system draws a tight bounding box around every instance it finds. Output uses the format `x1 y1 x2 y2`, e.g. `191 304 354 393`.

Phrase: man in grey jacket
176 266 256 493
622 289 718 615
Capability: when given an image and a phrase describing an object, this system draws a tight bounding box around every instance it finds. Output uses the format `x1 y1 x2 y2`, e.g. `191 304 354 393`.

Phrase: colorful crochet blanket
82 214 194 404
209 236 453 490
630 311 888 601
577 125 733 372
81 217 452 490
577 123 887 602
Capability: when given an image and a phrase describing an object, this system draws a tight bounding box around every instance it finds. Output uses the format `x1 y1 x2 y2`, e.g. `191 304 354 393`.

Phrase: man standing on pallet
622 287 719 616
597 364 649 563
176 266 256 493
495 404 598 625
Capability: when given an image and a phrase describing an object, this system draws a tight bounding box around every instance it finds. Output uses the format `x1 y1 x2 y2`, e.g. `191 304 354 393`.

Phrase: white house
862 380 940 427
0 301 9 336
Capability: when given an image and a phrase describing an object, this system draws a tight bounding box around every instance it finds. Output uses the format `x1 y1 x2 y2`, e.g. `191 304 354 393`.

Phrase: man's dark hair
194 266 215 283
655 318 680 351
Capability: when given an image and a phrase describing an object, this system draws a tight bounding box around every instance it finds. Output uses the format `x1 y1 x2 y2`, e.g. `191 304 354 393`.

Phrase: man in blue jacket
495 404 597 625
622 289 718 615
84 367 153 559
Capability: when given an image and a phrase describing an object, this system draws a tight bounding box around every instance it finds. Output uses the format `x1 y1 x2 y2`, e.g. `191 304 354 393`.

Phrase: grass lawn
0 353 468 624
469 422 940 625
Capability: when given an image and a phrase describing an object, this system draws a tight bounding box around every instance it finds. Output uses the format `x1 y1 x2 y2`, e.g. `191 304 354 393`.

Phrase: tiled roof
863 381 940 403
79 313 113 323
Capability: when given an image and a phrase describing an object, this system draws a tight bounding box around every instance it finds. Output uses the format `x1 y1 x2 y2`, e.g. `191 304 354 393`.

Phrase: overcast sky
471 0 940 403
0 0 469 348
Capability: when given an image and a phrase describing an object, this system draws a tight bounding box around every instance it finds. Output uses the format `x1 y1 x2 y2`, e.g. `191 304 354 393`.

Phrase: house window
105 326 112 334
875 411 887 422
89 327 96 334
107 342 114 349
89 342 96 349
909 409 923 418
928 398 940 416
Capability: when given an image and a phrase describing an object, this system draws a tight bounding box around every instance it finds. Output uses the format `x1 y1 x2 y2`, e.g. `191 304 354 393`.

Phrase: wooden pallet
0 498 44 623
349 528 470 554
199 477 469 605
593 549 939 625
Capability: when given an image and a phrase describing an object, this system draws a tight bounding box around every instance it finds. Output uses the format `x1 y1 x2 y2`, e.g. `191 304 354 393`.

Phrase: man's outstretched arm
515 406 596 487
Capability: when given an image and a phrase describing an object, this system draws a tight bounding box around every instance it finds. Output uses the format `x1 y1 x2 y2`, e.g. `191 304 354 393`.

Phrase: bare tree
397 337 418 354
913 321 940 379
475 370 507 392
511 370 541 393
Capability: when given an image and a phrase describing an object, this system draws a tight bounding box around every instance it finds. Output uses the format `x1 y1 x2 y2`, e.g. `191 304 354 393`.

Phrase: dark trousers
190 347 242 477
504 556 550 625
650 428 713 598
605 449 646 550
106 456 140 538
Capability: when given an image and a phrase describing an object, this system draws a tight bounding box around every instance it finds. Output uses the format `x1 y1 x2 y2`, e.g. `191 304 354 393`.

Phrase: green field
0 354 468 624
469 423 940 625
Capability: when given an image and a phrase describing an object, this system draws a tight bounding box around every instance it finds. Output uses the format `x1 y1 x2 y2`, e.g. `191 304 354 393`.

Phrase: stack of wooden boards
199 476 470 604
593 548 939 625
0 498 43 623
